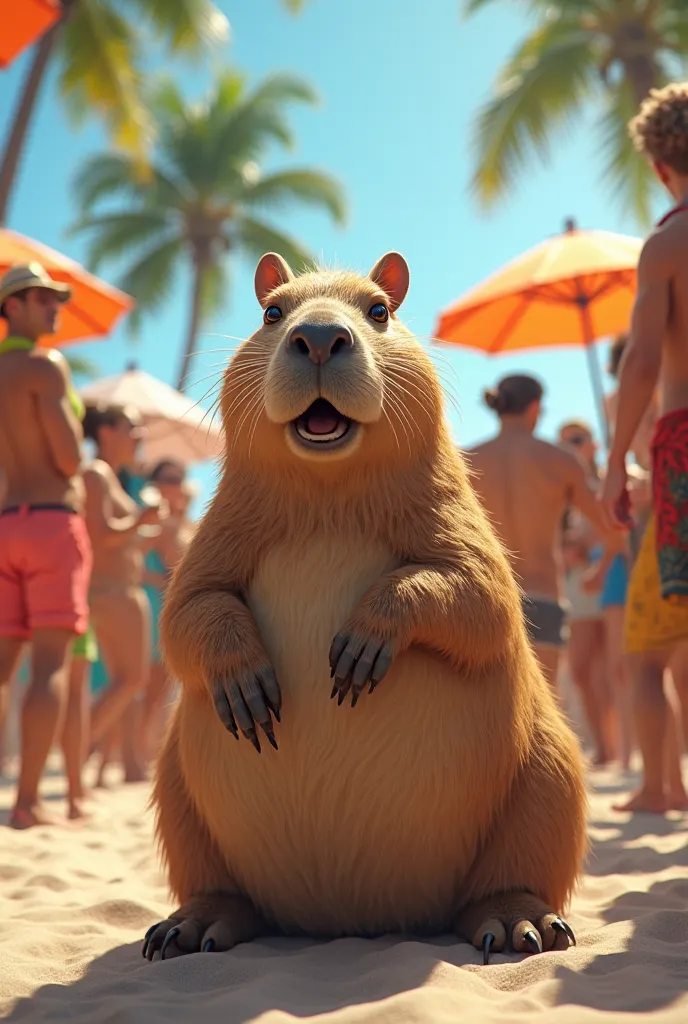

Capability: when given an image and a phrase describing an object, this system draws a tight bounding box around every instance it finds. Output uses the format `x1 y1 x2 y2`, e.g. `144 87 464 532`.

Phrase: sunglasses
565 435 588 446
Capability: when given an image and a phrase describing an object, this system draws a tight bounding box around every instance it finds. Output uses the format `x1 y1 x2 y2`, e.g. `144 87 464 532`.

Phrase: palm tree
0 0 231 225
70 71 347 390
65 352 100 380
465 0 688 224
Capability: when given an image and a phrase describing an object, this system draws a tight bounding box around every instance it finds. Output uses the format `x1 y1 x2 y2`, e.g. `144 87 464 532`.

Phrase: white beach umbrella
80 364 223 466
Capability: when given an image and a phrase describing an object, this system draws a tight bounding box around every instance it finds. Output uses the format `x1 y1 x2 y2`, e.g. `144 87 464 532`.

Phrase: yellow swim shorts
624 513 688 654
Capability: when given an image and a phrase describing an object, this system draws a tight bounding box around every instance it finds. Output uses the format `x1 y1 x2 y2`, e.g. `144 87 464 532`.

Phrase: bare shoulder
640 220 683 268
28 348 69 392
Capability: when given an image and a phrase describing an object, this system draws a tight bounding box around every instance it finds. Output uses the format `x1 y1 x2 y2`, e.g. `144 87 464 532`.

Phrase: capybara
144 251 587 964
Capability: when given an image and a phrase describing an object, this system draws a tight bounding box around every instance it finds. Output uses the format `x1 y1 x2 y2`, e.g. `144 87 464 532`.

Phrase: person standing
601 83 688 812
82 403 163 782
0 263 92 828
466 375 621 689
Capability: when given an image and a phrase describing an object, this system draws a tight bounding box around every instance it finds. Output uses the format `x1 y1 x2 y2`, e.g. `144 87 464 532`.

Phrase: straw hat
0 262 71 309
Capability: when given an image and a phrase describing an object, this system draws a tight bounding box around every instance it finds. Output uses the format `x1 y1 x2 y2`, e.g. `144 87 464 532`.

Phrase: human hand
581 563 606 594
600 460 633 530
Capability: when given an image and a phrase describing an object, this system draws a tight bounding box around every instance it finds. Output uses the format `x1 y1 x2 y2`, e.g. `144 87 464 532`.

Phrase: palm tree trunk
0 1 75 225
177 252 207 392
623 55 659 106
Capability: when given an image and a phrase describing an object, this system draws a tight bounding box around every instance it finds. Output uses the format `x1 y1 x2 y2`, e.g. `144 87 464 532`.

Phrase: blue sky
0 0 669 509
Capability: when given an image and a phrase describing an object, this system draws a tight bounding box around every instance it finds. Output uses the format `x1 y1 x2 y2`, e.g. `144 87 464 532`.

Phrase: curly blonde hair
628 82 688 175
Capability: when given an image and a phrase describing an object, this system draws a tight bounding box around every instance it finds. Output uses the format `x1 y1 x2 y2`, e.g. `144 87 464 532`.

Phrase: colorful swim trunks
624 513 688 654
652 408 688 601
0 506 92 639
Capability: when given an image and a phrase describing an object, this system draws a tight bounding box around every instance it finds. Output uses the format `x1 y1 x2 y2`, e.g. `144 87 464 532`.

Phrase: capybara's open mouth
291 398 355 450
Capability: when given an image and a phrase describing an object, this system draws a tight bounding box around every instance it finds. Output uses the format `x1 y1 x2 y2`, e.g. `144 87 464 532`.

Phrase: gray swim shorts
522 595 569 648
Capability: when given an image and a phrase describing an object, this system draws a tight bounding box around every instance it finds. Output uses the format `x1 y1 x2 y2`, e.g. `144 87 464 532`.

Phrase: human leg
567 619 610 764
60 655 92 818
604 606 633 769
11 628 74 828
89 588 150 762
0 638 26 774
614 649 670 813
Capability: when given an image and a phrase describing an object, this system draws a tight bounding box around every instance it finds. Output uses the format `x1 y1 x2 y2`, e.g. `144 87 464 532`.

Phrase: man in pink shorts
0 263 92 828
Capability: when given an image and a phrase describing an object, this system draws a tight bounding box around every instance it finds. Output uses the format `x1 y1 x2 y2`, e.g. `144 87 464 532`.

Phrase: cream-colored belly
180 537 514 936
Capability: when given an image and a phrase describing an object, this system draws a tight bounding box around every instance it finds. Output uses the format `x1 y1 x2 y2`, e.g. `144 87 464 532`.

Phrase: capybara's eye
369 303 389 323
264 305 283 324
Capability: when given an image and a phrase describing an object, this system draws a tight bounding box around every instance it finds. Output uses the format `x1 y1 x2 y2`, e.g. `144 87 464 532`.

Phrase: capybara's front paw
142 894 266 960
209 662 281 753
456 891 576 965
328 629 396 707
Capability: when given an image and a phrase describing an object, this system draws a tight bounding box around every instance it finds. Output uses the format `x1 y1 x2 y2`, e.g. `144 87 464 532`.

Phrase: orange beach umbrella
0 0 61 68
433 220 644 444
0 228 134 346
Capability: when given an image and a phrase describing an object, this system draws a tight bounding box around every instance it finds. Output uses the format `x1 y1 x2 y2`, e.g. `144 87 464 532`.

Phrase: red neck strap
657 203 688 227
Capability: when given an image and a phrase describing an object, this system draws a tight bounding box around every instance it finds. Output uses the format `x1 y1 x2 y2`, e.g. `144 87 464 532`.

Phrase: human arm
564 451 626 550
32 356 82 479
84 464 161 549
602 233 672 522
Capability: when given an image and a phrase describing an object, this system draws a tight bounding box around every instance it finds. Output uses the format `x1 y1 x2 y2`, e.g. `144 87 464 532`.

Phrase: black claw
351 691 360 708
244 728 261 753
160 926 181 960
263 726 278 751
369 679 379 694
482 931 495 966
142 923 157 958
522 929 543 955
202 938 216 953
552 918 576 946
330 684 338 699
273 707 281 724
337 689 347 706
330 667 336 679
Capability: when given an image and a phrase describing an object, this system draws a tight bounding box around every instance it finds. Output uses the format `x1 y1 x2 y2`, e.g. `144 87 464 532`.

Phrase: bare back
467 432 585 600
658 211 688 414
0 349 83 511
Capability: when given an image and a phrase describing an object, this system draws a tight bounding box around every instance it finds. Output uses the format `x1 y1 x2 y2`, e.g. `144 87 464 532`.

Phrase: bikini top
0 335 84 421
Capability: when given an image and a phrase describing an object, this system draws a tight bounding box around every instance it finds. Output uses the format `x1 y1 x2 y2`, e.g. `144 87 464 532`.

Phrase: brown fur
150 252 587 956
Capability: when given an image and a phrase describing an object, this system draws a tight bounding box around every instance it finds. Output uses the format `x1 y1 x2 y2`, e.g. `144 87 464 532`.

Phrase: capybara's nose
287 323 354 365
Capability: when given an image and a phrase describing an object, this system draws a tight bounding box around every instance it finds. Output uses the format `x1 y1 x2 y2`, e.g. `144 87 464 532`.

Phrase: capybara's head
220 253 446 476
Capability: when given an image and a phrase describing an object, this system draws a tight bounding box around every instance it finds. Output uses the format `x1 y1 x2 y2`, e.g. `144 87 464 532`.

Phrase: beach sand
0 755 686 1023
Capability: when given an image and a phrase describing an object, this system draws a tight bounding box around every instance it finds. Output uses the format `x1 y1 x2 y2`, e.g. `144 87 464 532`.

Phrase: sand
0 757 686 1024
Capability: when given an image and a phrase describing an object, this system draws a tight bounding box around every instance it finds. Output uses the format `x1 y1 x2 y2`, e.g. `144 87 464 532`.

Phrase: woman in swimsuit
82 403 164 782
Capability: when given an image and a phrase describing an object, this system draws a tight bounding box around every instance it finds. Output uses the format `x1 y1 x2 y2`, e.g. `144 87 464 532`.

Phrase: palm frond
121 0 229 55
58 0 153 155
471 21 599 206
117 235 185 331
233 217 313 274
69 210 174 272
73 152 188 211
236 169 347 225
64 353 101 380
599 77 659 230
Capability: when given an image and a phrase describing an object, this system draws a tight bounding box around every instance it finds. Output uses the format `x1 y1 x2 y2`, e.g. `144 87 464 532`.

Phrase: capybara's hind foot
142 893 266 960
456 891 576 965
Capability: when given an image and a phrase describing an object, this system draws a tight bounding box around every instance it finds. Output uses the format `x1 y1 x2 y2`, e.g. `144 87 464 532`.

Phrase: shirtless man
601 82 688 812
82 404 163 782
467 374 621 689
0 262 92 828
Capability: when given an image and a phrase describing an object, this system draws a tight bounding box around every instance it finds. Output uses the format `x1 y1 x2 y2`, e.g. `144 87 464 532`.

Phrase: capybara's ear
255 253 294 306
369 252 410 311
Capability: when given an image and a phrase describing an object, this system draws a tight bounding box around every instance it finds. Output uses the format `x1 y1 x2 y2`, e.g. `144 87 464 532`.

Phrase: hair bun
483 388 502 412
